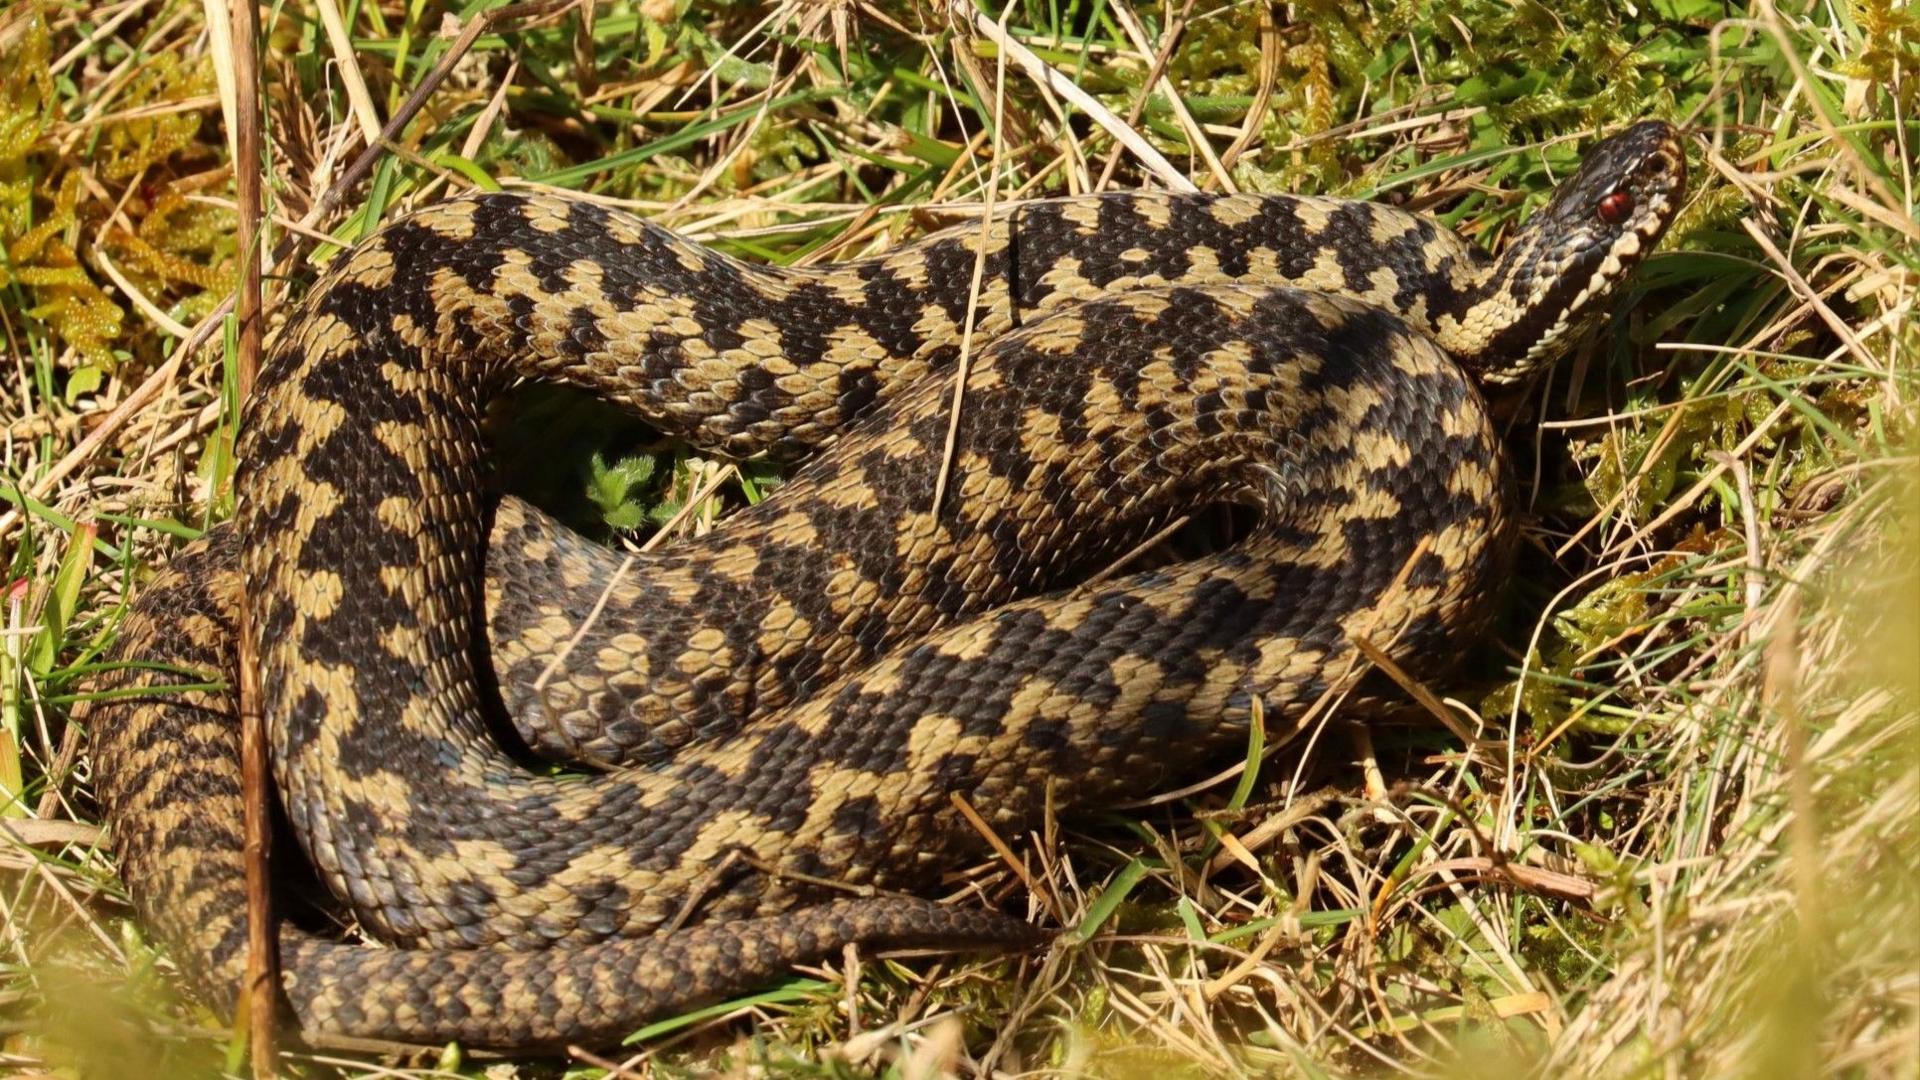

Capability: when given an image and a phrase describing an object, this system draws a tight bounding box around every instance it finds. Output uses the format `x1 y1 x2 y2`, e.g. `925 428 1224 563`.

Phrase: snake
78 120 1685 1050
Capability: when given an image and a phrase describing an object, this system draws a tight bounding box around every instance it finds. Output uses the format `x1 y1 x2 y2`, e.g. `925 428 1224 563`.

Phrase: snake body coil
83 121 1684 1049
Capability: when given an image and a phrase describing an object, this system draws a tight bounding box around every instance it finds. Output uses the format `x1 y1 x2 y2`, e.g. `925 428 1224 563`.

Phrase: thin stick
312 0 382 144
930 2 1013 516
1739 217 1879 374
222 11 582 1070
1216 1 1279 178
530 462 738 695
966 7 1195 193
1346 633 1495 750
1074 513 1190 592
48 0 148 75
199 0 238 165
1094 0 1226 192
949 791 1058 921
92 251 194 339
227 0 273 1068
297 0 577 248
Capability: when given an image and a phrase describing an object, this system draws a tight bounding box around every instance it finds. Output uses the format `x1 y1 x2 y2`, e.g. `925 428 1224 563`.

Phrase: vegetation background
0 0 1913 1075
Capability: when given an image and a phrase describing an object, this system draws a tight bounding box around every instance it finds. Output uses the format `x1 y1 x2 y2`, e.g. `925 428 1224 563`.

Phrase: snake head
1466 119 1689 382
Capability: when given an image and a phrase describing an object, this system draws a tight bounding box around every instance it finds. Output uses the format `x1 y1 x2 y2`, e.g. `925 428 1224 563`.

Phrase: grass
1 0 1915 1076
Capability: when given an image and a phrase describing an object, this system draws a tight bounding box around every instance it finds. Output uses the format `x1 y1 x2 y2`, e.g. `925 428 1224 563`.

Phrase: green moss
0 4 222 376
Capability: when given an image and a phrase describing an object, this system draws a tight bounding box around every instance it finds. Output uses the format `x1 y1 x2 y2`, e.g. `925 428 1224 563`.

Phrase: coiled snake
81 120 1685 1049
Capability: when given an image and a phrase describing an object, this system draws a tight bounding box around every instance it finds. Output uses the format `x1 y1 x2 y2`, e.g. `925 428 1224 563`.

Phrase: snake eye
1598 191 1635 225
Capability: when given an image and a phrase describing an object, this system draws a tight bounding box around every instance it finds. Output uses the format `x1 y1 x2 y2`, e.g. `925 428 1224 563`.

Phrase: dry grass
1 0 1915 1076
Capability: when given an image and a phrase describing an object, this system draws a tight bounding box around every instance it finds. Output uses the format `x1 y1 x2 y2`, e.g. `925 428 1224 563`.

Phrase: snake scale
80 120 1684 1049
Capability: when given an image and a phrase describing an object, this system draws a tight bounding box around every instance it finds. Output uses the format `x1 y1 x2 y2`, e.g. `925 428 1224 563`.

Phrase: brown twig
1090 0 1207 192
227 0 273 1069
1215 1 1280 179
297 0 577 245
930 1 1012 518
949 791 1059 922
964 6 1194 193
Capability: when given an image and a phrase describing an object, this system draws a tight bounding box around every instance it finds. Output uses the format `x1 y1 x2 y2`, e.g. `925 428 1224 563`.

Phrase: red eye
1598 191 1634 224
